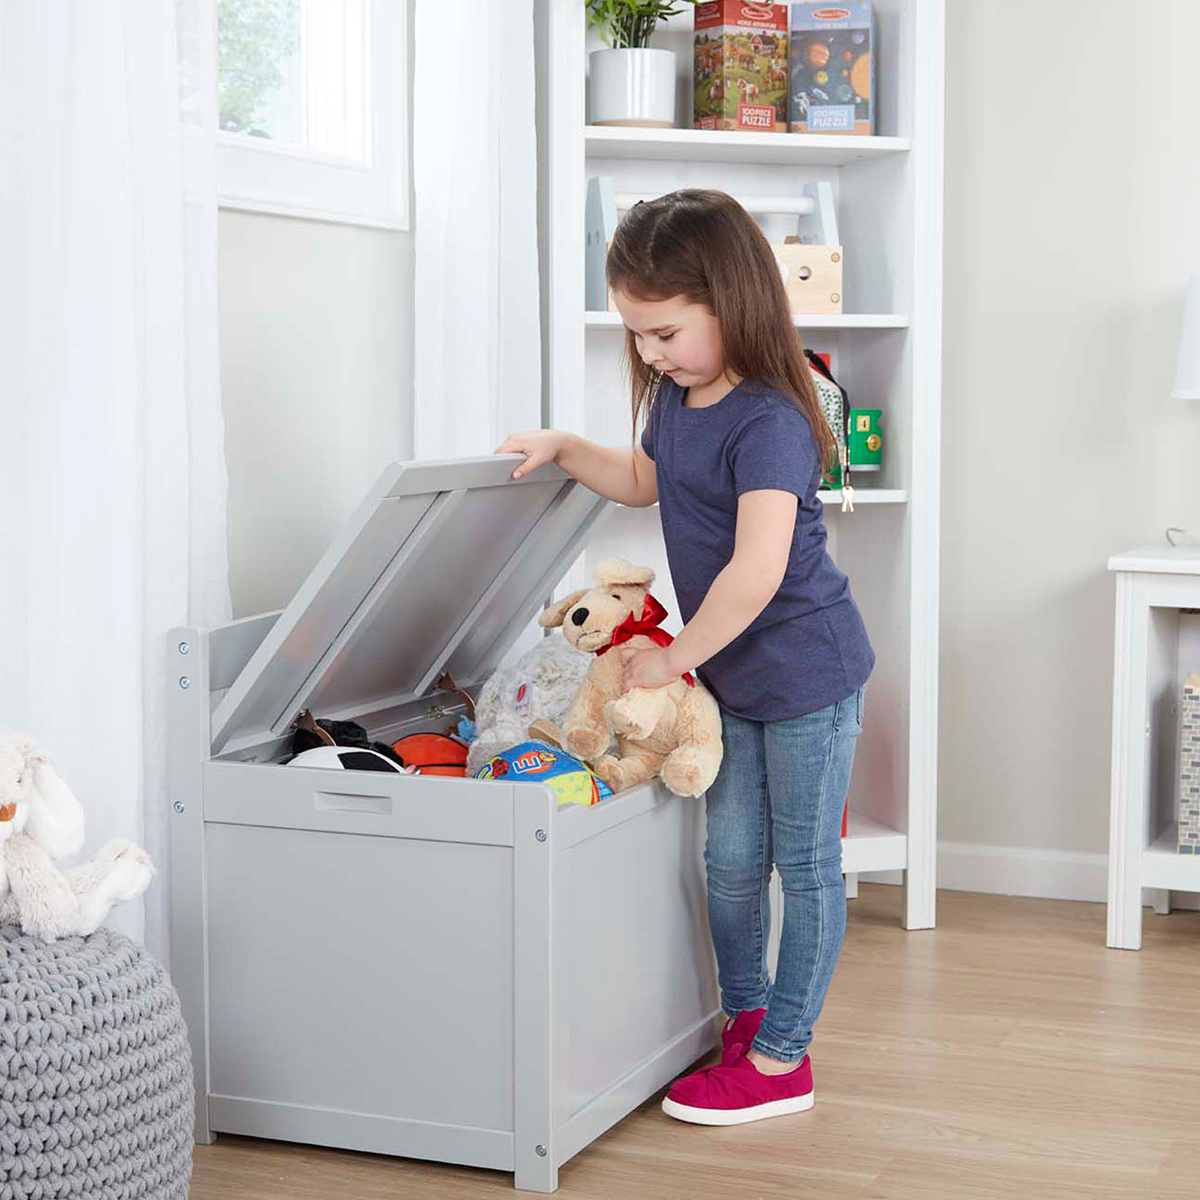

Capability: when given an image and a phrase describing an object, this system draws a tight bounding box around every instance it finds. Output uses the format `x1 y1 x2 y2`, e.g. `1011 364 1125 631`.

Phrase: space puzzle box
789 3 875 135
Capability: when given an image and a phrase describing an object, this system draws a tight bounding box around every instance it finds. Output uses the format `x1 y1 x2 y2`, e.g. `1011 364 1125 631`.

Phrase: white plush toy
0 732 155 942
465 635 593 777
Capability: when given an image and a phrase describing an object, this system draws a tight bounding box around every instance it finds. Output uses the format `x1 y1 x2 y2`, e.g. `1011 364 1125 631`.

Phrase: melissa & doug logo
812 6 852 18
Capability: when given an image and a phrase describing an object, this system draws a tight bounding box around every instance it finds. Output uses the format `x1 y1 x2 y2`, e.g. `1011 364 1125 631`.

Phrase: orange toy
391 733 469 778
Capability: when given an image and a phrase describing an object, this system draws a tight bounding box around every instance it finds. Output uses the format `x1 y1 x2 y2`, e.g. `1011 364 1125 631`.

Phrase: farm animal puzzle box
693 2 788 133
789 3 875 135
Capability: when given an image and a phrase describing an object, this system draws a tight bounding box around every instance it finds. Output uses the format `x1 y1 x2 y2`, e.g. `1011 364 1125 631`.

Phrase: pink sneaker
662 1054 815 1126
719 1008 766 1066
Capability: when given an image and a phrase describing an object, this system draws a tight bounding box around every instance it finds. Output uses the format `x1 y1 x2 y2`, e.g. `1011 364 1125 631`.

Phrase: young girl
495 189 873 1127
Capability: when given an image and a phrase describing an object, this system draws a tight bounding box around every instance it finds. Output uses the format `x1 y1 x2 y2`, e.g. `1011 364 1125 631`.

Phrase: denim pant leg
704 710 773 1017
751 687 864 1064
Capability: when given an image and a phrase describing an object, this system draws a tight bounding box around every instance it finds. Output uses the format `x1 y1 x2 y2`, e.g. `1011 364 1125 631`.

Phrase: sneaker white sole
660 1090 815 1126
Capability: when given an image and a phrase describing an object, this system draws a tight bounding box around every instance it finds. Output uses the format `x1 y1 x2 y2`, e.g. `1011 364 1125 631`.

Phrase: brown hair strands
606 188 836 479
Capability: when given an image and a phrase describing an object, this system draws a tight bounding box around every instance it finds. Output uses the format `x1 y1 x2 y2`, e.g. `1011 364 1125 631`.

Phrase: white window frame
216 0 409 231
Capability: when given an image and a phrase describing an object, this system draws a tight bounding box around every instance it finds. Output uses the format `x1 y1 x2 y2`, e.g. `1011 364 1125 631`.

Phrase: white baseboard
856 843 1200 910
858 868 904 886
938 841 1110 902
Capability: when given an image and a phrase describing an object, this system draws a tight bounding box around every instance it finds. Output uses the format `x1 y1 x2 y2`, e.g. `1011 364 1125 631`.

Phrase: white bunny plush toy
0 731 155 942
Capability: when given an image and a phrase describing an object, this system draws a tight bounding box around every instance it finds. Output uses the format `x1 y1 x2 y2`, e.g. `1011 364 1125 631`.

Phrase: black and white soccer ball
287 746 412 773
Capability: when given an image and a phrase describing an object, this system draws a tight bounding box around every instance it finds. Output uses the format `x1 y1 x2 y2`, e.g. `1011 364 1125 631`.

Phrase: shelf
820 489 906 506
585 125 911 167
796 314 909 330
586 311 909 331
841 811 907 874
1107 545 1200 576
1143 824 1200 892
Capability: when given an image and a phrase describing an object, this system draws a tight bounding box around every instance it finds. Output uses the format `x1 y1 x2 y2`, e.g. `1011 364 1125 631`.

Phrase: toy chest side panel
201 760 520 1171
552 785 720 1164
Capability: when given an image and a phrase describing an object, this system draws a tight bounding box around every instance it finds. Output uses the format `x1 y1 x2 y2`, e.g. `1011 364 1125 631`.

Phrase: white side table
1107 545 1200 949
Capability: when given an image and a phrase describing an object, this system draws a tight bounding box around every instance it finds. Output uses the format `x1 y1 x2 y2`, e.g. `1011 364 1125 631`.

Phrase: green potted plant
587 0 700 128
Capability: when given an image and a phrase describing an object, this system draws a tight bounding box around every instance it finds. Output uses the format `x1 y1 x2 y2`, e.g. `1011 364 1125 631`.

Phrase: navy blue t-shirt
641 377 874 721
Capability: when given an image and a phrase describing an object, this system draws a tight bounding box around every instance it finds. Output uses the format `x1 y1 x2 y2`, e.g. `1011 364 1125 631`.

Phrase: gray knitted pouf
0 926 193 1200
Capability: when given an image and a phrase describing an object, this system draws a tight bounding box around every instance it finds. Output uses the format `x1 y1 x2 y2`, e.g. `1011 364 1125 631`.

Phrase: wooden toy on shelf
586 178 843 316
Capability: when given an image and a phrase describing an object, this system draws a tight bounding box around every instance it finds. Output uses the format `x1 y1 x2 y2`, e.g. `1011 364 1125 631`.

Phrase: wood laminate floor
189 885 1200 1199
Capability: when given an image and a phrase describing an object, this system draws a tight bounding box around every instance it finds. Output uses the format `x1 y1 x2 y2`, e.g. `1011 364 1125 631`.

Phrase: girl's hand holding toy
620 644 681 691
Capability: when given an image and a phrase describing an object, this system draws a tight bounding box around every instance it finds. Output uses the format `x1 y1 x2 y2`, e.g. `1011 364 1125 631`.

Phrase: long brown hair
606 188 835 477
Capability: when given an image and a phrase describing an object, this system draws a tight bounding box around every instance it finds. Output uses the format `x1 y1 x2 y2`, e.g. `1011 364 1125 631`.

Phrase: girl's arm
622 489 796 689
494 430 658 508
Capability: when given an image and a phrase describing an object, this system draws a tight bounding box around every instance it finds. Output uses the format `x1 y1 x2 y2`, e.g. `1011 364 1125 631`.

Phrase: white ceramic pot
589 48 676 128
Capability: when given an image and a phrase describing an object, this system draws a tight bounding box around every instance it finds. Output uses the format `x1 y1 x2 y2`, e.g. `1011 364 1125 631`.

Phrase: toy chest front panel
200 761 524 1168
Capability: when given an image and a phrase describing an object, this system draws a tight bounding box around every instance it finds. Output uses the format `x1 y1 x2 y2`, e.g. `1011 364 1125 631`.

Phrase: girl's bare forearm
666 558 779 676
556 434 658 507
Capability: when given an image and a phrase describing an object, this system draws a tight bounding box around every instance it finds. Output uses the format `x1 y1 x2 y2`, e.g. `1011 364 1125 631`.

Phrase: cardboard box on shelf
789 2 875 135
694 2 788 133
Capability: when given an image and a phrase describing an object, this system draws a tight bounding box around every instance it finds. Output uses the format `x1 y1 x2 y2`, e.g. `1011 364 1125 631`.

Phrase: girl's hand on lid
494 430 565 479
620 646 680 692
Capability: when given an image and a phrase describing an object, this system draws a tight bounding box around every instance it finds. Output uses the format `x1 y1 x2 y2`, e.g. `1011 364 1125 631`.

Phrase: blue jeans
704 688 864 1064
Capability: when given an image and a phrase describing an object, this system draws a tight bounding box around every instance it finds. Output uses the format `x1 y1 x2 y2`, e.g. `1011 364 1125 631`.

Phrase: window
216 0 408 229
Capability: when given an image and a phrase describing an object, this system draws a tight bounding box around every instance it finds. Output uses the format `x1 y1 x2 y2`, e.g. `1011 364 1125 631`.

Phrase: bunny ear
23 755 85 860
6 731 44 767
538 589 588 629
592 558 655 588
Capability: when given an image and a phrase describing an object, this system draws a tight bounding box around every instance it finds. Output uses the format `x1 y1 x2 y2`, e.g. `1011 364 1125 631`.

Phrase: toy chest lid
209 457 609 757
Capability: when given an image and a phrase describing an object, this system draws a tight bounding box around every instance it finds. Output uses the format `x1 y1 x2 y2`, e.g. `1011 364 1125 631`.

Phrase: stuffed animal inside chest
537 558 725 798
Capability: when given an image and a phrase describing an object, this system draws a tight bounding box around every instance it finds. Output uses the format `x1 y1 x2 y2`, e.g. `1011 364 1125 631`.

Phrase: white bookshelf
585 124 911 166
537 0 944 929
819 489 907 506
1143 826 1200 892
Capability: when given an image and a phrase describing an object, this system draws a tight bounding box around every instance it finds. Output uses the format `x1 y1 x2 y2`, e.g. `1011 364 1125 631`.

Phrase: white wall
941 0 1200 861
218 211 413 617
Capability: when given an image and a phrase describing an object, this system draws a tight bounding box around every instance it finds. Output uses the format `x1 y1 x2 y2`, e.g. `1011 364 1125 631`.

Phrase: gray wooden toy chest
166 456 719 1192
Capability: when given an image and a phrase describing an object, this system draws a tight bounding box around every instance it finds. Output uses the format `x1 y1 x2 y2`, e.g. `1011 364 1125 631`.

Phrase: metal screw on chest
173 801 185 815
535 829 547 843
179 676 191 690
535 1145 547 1158
178 641 190 655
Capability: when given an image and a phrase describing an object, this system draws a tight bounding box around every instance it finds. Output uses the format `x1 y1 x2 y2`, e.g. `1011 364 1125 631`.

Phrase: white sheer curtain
0 1 230 960
412 0 542 458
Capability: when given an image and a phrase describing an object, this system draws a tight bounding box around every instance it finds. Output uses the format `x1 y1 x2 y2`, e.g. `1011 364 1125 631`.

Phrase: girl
495 189 873 1127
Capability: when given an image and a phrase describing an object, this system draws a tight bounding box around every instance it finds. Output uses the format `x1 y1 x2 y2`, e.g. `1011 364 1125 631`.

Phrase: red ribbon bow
595 593 696 687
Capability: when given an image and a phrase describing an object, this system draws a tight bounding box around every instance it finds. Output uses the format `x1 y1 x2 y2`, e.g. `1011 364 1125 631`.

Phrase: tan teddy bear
538 558 723 797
